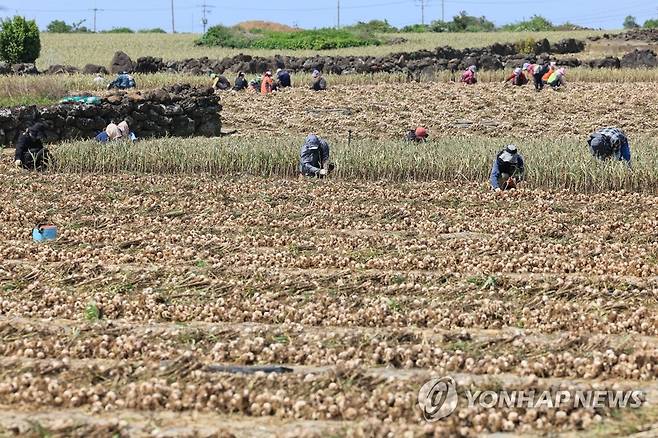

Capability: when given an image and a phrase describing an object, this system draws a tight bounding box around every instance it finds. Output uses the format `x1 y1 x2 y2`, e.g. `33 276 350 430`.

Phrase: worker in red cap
405 127 429 142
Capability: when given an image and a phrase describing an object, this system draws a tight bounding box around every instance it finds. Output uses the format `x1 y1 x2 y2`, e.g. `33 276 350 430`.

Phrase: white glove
14 159 22 167
318 169 328 176
494 187 502 193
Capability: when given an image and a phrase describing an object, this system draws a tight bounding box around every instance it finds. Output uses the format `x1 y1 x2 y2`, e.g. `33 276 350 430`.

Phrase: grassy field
51 136 655 192
37 30 605 69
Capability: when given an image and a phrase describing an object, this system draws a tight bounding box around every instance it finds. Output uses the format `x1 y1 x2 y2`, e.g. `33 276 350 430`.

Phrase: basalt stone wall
0 38 587 77
0 84 221 146
133 39 586 76
590 29 658 43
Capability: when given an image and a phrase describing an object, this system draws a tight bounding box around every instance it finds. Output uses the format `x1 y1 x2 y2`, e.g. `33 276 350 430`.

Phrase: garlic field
0 169 656 437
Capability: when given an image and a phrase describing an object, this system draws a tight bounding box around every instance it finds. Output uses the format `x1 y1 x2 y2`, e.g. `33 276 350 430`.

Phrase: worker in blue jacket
299 134 334 177
490 144 525 192
587 127 631 165
107 72 136 90
276 69 291 88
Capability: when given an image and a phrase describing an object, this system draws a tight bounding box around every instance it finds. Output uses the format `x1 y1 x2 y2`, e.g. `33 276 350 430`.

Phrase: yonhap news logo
417 377 459 422
418 376 645 422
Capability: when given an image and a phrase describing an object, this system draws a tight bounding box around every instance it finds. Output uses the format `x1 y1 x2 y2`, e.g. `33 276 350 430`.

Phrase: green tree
104 27 134 33
138 28 167 33
623 15 640 29
502 15 554 32
0 16 40 64
347 20 397 33
448 11 495 32
46 19 90 33
644 19 658 29
47 19 72 32
401 24 430 33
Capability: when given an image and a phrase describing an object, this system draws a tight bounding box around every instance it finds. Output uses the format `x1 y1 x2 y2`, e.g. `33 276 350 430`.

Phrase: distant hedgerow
197 25 381 50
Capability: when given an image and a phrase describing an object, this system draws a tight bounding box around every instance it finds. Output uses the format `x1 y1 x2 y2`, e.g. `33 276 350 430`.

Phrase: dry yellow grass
37 30 604 69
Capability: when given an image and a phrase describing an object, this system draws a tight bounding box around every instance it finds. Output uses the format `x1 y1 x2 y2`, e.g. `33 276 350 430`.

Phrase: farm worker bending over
546 67 566 90
276 68 291 88
299 134 334 177
490 144 525 192
107 71 136 90
529 62 549 91
587 127 631 165
542 61 556 83
261 71 275 95
95 121 137 143
233 72 248 91
310 70 327 91
405 127 428 142
460 65 477 85
248 77 261 93
211 73 231 91
504 67 528 86
14 122 51 171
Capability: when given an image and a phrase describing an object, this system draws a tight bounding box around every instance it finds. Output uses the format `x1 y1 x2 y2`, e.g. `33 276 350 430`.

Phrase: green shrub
644 19 658 29
47 20 72 33
346 20 397 33
138 28 167 33
623 15 640 29
0 16 41 64
401 24 430 33
449 11 495 32
514 37 537 54
253 29 380 50
104 27 135 33
501 15 554 32
553 22 589 31
197 26 381 50
46 19 91 33
196 25 254 48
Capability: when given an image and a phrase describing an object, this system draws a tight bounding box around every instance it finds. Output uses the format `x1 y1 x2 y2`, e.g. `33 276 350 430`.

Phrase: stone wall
0 84 221 146
133 38 586 76
1 37 655 79
0 38 588 77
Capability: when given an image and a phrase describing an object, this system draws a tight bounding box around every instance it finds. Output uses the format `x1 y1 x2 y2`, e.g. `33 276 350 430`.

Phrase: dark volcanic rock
588 57 621 69
83 64 109 75
621 49 658 68
551 38 585 54
110 51 134 74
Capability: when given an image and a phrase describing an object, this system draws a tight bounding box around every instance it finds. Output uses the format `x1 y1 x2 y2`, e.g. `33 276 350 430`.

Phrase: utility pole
90 8 104 32
415 0 429 25
171 0 175 33
337 0 340 28
198 2 214 33
442 0 445 22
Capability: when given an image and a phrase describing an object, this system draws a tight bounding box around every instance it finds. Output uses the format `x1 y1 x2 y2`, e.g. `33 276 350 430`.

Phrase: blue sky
1 0 656 32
